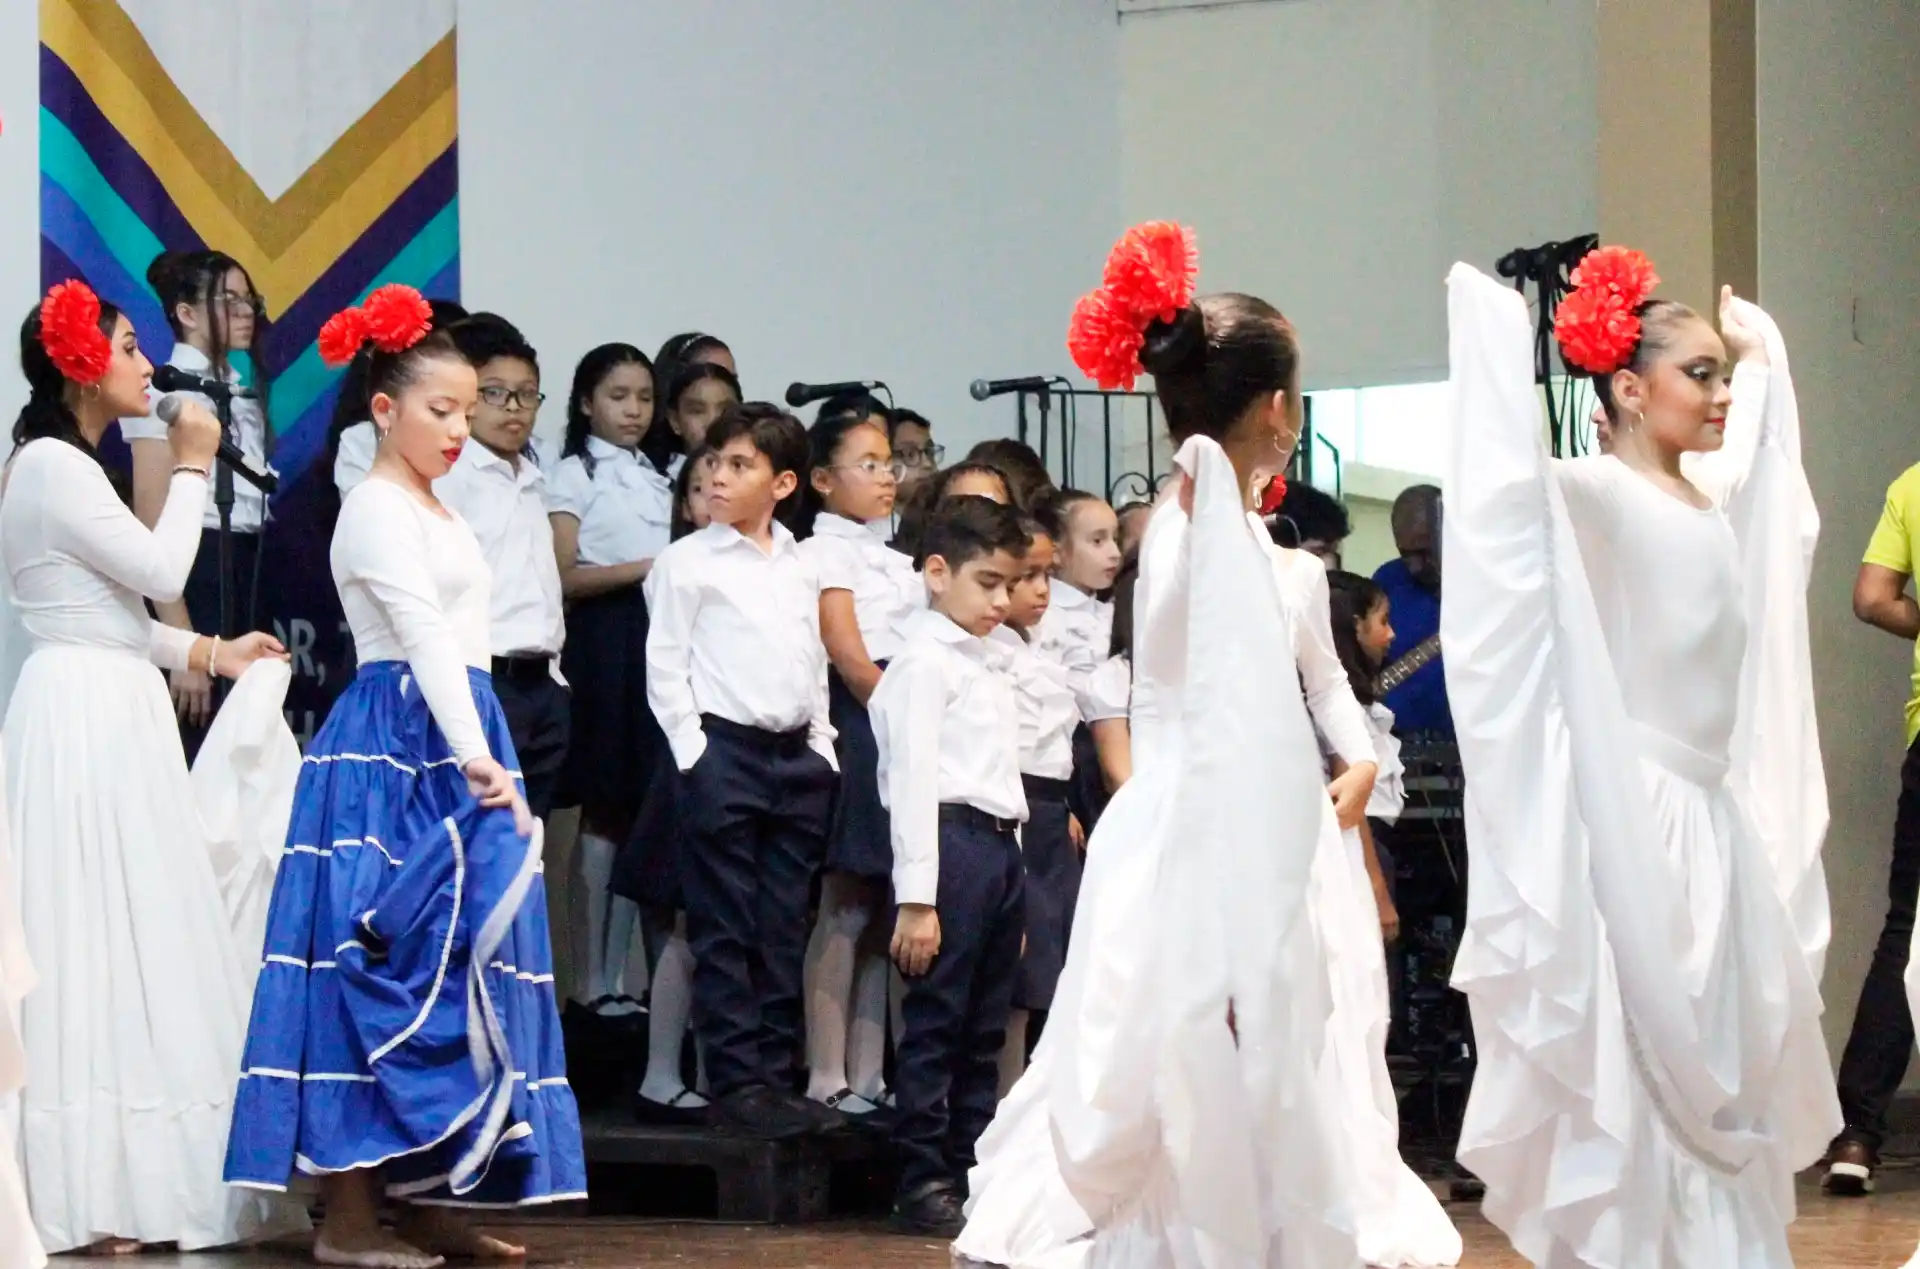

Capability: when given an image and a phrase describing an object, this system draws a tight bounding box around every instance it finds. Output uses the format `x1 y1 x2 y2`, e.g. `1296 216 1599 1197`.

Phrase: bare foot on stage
313 1228 446 1269
84 1238 142 1256
395 1208 526 1261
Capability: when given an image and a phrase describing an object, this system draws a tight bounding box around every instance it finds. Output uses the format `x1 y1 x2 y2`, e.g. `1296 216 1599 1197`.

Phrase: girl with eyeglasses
796 408 923 1123
122 249 273 752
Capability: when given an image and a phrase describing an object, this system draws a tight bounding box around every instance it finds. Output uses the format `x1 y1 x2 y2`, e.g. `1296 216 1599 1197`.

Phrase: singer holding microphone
5 282 301 1254
122 250 274 748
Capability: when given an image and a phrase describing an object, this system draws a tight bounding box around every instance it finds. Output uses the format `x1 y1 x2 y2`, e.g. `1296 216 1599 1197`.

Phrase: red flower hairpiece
1259 471 1289 516
1067 220 1200 391
1554 246 1660 376
38 280 113 386
317 283 435 368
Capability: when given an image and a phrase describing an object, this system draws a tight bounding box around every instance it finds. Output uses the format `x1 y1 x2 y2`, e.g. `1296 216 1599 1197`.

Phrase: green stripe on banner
39 109 166 292
267 199 461 427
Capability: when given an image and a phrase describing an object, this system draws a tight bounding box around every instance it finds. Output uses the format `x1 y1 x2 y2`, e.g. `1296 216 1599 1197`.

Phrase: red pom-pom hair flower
1068 287 1147 391
1554 246 1661 375
318 307 371 367
1258 470 1289 516
38 280 113 385
1101 220 1198 324
361 284 434 354
1067 220 1200 391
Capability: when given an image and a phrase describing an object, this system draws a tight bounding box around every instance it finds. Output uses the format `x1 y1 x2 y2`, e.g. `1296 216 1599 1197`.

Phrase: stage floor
57 1176 1920 1268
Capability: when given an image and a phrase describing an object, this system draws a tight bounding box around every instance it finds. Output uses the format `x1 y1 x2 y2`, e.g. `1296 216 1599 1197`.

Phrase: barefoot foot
84 1238 142 1257
394 1208 525 1261
314 1230 446 1269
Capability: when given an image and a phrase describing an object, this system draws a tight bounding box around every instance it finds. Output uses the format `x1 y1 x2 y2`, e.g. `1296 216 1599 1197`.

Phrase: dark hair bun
1139 303 1206 379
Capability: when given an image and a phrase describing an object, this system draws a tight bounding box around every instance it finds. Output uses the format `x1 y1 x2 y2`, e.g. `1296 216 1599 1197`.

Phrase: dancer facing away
4 281 303 1256
224 285 585 1268
956 221 1362 1269
1444 255 1835 1267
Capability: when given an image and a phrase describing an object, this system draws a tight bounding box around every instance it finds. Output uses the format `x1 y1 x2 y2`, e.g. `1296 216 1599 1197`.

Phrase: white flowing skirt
1310 814 1460 1269
1456 755 1835 1269
5 644 305 1253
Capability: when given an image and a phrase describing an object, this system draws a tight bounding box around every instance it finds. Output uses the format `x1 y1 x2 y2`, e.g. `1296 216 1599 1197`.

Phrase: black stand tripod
200 385 277 707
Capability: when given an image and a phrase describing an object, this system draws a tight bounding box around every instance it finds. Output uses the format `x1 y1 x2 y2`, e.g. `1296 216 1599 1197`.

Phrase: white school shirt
119 342 272 532
432 442 566 665
545 436 680 567
799 511 923 664
1033 579 1112 720
333 478 494 769
644 520 836 772
334 420 376 497
872 609 1026 906
1079 652 1132 725
989 625 1076 780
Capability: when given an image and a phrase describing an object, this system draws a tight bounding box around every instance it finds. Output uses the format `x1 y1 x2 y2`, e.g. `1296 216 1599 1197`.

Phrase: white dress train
2 439 307 1254
1441 263 1837 1268
1266 540 1461 1269
955 435 1361 1269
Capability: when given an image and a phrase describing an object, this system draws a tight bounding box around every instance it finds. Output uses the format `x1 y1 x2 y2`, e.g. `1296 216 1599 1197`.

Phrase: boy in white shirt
870 496 1030 1235
432 315 570 819
645 403 840 1140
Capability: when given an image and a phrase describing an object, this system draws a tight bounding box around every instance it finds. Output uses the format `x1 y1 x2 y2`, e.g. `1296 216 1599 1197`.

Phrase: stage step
581 1110 894 1223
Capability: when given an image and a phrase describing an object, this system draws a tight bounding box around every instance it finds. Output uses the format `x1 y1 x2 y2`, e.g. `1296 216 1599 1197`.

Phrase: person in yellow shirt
1825 462 1920 1196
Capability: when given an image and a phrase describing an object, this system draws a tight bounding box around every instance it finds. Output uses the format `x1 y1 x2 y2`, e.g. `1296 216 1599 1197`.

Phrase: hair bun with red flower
38 280 113 386
1067 220 1199 391
1554 245 1661 376
318 283 436 368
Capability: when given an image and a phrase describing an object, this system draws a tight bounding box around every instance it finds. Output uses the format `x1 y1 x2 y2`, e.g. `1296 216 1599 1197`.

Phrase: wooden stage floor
61 1174 1920 1268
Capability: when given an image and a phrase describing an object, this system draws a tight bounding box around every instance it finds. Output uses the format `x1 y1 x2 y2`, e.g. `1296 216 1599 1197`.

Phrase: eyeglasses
895 443 944 468
479 386 546 412
216 290 262 313
830 459 905 481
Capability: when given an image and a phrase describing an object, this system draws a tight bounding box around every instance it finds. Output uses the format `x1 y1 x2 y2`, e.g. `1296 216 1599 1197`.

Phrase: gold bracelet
207 635 222 678
172 464 211 479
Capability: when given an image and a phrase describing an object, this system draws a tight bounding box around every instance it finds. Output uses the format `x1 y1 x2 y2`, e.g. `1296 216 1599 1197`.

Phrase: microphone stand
196 383 278 704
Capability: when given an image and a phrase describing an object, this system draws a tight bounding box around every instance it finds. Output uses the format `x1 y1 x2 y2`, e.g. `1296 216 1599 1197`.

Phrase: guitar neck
1373 633 1442 696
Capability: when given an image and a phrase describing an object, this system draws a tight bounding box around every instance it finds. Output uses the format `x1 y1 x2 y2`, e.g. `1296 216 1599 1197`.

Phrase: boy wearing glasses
646 403 843 1140
432 315 570 820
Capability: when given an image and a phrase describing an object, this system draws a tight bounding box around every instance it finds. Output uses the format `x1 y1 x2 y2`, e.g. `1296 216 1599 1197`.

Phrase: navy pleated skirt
556 585 659 826
822 669 891 880
223 661 586 1206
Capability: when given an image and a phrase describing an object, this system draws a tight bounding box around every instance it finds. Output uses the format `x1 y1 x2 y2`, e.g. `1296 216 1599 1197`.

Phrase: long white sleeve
1294 558 1374 769
644 546 707 771
148 620 197 671
49 453 205 605
873 649 946 907
333 422 376 498
336 487 491 769
809 649 838 771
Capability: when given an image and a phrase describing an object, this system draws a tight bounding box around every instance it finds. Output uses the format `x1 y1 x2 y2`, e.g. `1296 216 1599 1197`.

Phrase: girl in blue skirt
224 286 584 1268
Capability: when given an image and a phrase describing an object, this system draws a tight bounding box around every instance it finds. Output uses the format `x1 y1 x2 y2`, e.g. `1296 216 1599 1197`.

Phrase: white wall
457 0 1119 457
1119 0 1598 392
0 0 40 412
1756 0 1920 1057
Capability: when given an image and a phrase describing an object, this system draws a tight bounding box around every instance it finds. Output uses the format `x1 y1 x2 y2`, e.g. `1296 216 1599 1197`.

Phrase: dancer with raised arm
224 287 584 1268
1443 255 1836 1267
956 222 1360 1269
4 281 302 1256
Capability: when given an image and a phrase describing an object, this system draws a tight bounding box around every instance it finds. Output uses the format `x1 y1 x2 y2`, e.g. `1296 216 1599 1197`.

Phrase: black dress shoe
631 1086 710 1127
768 1088 854 1134
887 1180 965 1238
709 1085 816 1139
820 1088 894 1132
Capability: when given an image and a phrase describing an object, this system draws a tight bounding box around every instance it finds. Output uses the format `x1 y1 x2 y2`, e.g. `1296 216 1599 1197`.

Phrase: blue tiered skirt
223 661 586 1206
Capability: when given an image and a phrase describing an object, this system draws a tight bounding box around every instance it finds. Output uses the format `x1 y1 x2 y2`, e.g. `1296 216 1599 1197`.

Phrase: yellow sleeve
1863 467 1920 575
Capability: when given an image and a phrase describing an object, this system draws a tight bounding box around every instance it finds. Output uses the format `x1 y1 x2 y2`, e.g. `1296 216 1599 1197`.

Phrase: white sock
599 897 642 1014
638 910 706 1107
803 874 877 1102
847 933 891 1103
576 833 615 1007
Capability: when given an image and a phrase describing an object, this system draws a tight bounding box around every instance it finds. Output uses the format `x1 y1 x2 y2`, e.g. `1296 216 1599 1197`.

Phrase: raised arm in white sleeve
339 485 492 769
643 548 708 771
873 650 945 907
46 445 206 604
1294 556 1375 769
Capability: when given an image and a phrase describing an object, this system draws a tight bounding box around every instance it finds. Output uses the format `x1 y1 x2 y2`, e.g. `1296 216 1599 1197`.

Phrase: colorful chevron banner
38 0 460 738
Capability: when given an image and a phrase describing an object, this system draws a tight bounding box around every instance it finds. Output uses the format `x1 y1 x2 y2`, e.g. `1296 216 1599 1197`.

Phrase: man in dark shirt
1371 484 1450 737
